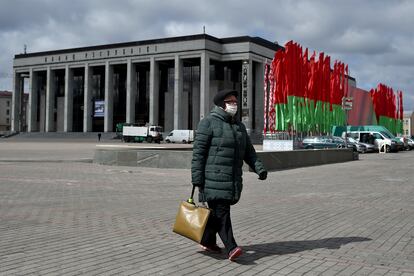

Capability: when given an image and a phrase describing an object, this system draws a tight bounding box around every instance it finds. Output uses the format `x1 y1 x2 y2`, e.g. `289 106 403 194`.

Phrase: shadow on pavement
198 236 372 264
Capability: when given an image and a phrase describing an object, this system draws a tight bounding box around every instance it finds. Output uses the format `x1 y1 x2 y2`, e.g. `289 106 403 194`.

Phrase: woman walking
191 89 267 261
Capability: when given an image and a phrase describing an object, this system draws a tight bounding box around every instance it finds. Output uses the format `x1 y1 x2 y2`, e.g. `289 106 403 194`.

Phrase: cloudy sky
1 0 413 111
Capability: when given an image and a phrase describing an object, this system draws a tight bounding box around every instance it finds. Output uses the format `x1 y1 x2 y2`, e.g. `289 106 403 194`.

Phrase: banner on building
94 100 105 117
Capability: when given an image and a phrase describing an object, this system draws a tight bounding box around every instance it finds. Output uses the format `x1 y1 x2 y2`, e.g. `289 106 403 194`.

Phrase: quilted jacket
191 106 266 204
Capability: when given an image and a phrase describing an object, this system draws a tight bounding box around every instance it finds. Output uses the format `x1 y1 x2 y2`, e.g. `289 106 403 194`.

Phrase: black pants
201 200 237 255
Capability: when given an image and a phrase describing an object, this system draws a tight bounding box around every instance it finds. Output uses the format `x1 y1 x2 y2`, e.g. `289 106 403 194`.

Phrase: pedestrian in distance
98 133 102 141
191 89 268 261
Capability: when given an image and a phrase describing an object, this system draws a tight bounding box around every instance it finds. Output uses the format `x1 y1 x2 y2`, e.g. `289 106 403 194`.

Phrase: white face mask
225 103 238 116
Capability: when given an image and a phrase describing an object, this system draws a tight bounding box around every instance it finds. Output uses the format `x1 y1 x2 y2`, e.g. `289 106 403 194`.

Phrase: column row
14 54 264 134
19 54 211 133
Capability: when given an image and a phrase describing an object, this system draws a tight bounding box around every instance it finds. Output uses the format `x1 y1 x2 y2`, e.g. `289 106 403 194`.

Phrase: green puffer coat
191 106 266 205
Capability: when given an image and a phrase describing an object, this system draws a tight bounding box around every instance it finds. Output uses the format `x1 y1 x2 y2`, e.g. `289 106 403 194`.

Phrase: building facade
0 91 12 133
12 34 281 134
1 91 28 134
403 111 414 137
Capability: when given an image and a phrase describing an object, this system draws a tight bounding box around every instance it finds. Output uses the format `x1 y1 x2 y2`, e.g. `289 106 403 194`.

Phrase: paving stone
0 142 413 275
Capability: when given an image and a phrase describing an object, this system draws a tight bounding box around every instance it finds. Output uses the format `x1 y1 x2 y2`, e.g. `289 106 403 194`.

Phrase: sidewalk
0 142 413 275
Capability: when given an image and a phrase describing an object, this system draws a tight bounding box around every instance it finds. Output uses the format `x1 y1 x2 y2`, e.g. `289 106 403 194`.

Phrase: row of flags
264 40 404 135
264 41 348 134
370 83 404 135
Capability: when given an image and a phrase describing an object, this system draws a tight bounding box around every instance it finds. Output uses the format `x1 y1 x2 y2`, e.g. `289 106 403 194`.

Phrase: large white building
12 34 280 134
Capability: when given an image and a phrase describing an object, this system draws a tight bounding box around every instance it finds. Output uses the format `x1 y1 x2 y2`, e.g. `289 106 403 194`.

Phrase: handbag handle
187 186 196 204
188 186 208 207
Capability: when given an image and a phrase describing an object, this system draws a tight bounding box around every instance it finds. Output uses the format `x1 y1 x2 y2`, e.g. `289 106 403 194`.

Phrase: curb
0 158 93 163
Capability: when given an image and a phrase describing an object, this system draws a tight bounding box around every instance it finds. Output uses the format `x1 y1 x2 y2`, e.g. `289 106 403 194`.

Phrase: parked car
406 137 414 150
347 137 375 153
302 136 339 149
396 136 413 150
301 136 356 151
331 136 359 152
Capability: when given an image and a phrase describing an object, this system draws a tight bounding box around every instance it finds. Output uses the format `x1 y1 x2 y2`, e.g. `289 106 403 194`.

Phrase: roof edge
14 34 280 59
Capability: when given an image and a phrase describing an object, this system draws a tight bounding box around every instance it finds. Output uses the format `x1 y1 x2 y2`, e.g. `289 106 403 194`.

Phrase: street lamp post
342 96 353 148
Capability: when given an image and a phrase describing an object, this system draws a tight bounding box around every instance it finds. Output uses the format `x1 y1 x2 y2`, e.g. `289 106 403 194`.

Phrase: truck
122 125 163 143
116 122 134 139
165 129 194 144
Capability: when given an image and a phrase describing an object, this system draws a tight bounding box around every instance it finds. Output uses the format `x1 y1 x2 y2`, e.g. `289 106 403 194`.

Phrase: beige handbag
173 187 211 243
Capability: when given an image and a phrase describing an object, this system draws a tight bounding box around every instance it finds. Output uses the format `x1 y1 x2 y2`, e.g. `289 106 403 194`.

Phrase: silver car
347 137 375 153
332 136 365 153
396 137 414 150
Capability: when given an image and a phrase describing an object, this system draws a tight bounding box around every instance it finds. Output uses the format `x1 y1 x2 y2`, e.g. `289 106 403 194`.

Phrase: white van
165 130 194 144
348 131 397 152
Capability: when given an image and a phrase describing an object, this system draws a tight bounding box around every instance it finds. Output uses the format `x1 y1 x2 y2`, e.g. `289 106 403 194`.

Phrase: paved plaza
0 140 413 275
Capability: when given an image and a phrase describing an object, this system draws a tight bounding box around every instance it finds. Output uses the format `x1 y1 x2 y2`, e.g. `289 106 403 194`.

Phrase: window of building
51 57 54 62
6 109 9 115
92 52 95 58
115 49 117 55
45 57 48 62
123 49 125 55
7 101 10 107
6 118 10 124
72 54 75 60
107 50 110 56
130 48 133 54
85 53 88 58
58 56 61 61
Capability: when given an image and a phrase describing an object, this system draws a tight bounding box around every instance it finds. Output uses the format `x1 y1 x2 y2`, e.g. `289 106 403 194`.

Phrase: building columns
126 59 136 124
174 55 183 129
241 59 253 132
83 64 92 132
11 70 22 132
255 61 265 134
149 57 159 125
200 52 210 120
64 65 74 132
104 61 114 132
45 66 55 132
28 68 38 132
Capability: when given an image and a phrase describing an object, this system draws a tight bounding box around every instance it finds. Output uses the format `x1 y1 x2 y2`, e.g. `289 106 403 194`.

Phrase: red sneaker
228 246 242 261
200 244 222 253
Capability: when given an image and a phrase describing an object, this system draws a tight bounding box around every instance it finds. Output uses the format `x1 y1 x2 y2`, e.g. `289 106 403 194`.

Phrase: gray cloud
1 0 413 111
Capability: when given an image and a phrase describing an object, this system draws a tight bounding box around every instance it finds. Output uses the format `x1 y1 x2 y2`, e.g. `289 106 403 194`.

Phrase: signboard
242 63 248 108
94 100 105 117
263 140 294 151
241 60 249 123
342 97 353 110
